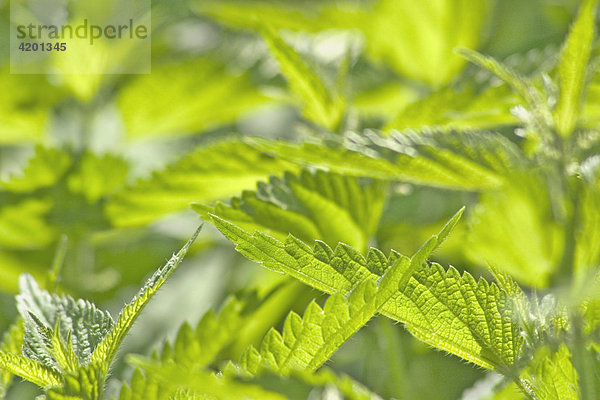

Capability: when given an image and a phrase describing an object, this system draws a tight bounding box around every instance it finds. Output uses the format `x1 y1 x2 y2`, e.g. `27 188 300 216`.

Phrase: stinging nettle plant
2 0 600 399
0 228 201 399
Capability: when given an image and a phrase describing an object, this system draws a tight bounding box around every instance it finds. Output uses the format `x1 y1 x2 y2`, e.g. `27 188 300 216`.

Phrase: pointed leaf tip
439 206 464 237
186 224 204 250
89 225 202 369
554 0 599 136
455 48 530 101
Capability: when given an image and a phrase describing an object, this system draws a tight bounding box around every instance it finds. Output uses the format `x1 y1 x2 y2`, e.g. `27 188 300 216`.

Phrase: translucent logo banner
10 0 151 74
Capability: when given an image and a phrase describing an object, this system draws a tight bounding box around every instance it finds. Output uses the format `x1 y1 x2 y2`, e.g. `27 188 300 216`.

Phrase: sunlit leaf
353 81 419 121
260 26 345 129
249 129 526 190
106 140 296 227
527 346 580 400
0 69 63 145
575 182 600 274
0 319 24 398
386 84 519 131
0 350 61 389
554 0 599 137
0 199 55 249
196 0 491 86
466 178 563 287
90 227 201 368
118 58 267 139
16 274 114 371
67 152 129 203
126 358 287 400
241 255 409 374
195 169 386 251
1 147 71 193
364 0 491 87
207 209 521 371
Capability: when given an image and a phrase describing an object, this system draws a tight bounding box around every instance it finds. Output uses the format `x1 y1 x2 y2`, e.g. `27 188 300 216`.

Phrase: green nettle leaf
260 26 345 130
90 227 201 369
353 130 526 181
115 368 167 400
395 262 521 371
0 199 56 249
193 0 361 33
0 70 64 145
119 280 305 391
67 153 129 203
0 319 24 399
240 255 409 375
174 280 308 369
455 48 532 102
363 0 491 87
466 179 563 288
123 360 383 400
581 72 600 128
125 358 287 400
225 369 383 400
194 169 386 251
0 252 44 293
127 355 381 400
353 81 419 121
249 129 526 190
585 296 600 334
118 58 268 139
279 368 383 400
456 48 553 130
554 0 599 137
46 364 105 400
0 349 61 389
526 346 580 400
16 274 114 371
195 0 490 87
206 208 521 371
159 291 269 370
249 137 459 188
0 146 71 193
0 228 200 399
575 183 600 274
116 285 300 400
385 84 519 132
106 141 297 227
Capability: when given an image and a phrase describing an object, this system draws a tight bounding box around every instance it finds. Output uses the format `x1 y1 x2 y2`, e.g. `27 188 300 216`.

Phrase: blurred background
0 0 587 398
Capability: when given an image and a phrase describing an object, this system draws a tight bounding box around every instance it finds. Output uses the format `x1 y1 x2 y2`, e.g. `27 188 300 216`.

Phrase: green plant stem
377 319 407 398
513 377 535 400
551 176 582 286
77 99 97 153
571 313 596 400
46 235 68 291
